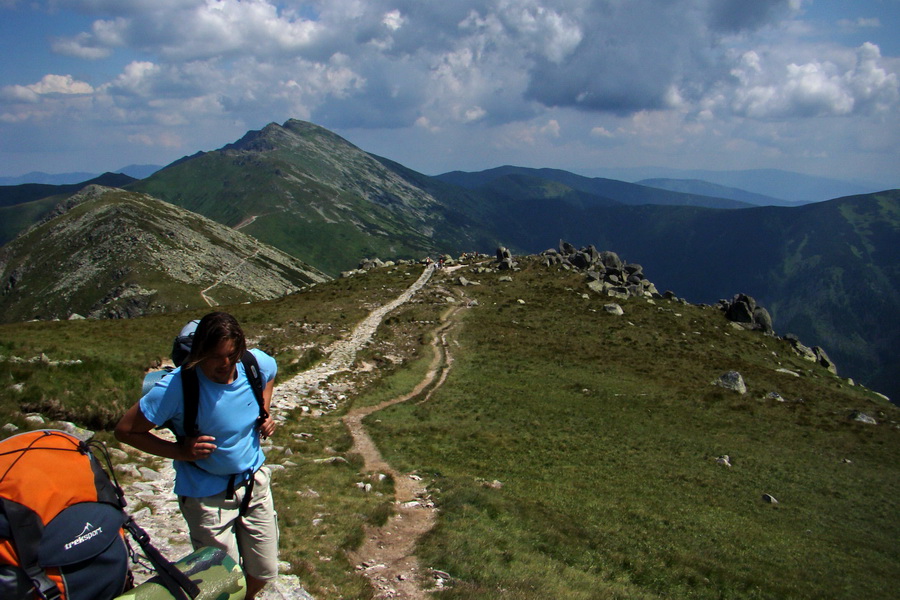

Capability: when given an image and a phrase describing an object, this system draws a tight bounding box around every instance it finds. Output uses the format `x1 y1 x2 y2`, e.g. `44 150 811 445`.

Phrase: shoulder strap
0 498 61 600
180 366 201 438
180 352 267 439
241 351 269 424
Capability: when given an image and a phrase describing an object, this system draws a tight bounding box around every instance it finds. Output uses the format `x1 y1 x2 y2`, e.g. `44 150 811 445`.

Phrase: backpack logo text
65 522 103 550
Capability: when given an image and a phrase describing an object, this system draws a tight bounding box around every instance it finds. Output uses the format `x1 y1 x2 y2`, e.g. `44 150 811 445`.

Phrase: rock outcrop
718 293 774 334
538 241 660 300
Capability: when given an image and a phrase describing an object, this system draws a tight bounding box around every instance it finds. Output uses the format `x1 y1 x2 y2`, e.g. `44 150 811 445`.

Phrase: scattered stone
495 247 518 271
812 346 837 375
539 241 661 301
713 371 747 394
850 411 877 425
765 392 786 402
108 447 129 461
2 423 19 433
776 368 800 377
138 466 162 481
762 493 779 504
314 456 349 464
52 420 95 441
603 303 624 316
24 414 45 426
115 463 141 478
716 455 732 467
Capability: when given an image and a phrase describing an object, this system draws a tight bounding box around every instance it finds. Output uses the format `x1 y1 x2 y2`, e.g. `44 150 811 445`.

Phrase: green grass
363 260 899 599
1 260 897 599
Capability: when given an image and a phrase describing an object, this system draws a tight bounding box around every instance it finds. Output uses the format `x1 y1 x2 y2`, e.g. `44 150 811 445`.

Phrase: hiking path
123 264 455 599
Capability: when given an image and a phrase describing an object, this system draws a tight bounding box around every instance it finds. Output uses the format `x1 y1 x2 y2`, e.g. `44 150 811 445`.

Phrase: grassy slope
131 152 442 277
366 261 898 599
1 262 896 599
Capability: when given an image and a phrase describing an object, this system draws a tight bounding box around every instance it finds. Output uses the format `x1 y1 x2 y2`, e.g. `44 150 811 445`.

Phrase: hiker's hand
182 435 217 461
258 415 276 439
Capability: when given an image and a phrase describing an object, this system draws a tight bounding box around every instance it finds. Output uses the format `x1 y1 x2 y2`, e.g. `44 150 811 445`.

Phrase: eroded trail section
273 265 435 409
344 307 463 600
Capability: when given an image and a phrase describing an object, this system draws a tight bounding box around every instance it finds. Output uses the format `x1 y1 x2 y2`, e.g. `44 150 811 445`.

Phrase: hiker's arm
258 378 276 439
115 402 217 461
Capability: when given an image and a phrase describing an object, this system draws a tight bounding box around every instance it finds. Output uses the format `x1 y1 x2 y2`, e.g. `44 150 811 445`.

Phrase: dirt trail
344 306 462 599
122 265 439 599
200 248 261 306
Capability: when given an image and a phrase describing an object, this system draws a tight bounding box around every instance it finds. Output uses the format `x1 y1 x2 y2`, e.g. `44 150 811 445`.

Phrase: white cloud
382 9 405 31
1 74 94 102
729 43 898 118
1 0 897 181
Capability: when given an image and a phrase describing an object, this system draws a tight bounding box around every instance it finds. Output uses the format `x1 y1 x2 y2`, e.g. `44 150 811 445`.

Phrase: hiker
115 311 279 600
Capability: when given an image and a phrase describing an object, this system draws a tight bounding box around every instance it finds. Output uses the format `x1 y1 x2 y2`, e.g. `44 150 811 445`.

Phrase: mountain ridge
1 118 897 400
0 185 328 322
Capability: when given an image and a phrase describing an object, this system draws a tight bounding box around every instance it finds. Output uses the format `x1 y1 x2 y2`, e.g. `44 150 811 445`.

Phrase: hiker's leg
179 493 241 565
244 573 267 599
235 468 279 592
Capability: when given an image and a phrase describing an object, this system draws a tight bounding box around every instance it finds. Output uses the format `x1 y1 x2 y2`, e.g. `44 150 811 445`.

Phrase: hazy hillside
637 178 795 206
0 165 160 186
0 185 328 323
0 173 138 245
0 173 136 207
437 165 753 209
589 166 883 203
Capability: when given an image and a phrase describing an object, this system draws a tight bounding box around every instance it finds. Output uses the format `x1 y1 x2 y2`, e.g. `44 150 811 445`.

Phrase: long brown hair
184 311 247 369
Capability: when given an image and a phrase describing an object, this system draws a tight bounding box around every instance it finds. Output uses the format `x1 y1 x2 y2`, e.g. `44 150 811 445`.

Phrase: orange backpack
0 430 198 600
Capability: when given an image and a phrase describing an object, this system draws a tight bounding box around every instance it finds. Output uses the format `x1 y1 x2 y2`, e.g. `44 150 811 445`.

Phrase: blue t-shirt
140 349 277 497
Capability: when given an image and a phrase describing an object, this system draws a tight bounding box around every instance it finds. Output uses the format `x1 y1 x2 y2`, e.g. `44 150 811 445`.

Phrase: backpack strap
123 517 199 600
180 351 267 440
0 498 61 600
240 351 269 427
180 366 201 439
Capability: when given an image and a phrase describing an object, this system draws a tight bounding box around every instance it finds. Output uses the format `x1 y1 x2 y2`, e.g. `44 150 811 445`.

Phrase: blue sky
1 0 898 187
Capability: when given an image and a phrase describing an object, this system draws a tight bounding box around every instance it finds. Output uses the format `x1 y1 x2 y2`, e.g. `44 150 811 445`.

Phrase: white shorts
178 466 279 580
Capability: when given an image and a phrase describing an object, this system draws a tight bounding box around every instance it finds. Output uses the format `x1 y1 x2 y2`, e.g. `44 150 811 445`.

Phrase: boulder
752 307 774 334
603 304 624 316
714 371 747 394
599 251 623 270
813 346 837 375
849 410 877 425
725 295 755 323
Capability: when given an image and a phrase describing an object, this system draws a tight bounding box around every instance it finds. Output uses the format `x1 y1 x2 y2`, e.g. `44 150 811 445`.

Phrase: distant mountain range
583 166 892 203
1 118 897 402
0 164 160 186
636 178 793 206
